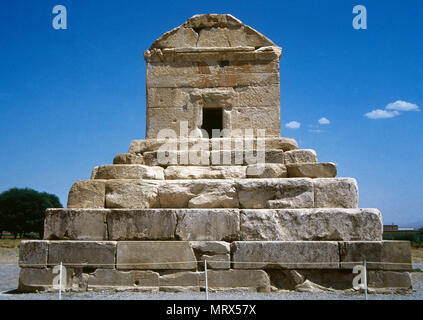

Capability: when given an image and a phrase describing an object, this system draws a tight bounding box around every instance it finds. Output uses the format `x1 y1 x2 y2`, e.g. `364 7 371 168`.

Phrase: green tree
0 188 62 239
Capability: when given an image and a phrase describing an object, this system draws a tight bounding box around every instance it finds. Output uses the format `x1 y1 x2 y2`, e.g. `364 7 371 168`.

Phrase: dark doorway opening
202 108 223 138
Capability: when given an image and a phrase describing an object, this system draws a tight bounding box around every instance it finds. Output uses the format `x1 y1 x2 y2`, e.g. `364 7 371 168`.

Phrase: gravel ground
1 248 422 300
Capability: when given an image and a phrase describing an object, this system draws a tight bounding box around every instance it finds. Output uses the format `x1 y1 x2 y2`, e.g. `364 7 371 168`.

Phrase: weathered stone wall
44 208 382 242
144 14 282 138
18 240 412 293
67 178 358 210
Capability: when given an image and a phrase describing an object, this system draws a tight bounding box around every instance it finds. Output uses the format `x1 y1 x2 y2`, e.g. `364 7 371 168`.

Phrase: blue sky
0 0 422 226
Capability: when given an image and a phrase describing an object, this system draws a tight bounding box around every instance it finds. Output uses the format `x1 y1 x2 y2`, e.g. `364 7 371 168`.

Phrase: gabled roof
150 14 276 50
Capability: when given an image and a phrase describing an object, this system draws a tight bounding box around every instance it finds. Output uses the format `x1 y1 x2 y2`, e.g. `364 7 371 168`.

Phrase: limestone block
191 28 234 47
44 209 108 241
232 241 340 269
146 106 196 139
164 166 246 179
19 241 48 268
339 241 383 270
240 208 383 241
160 180 238 208
144 150 210 166
107 209 176 241
200 254 230 269
175 209 240 241
190 241 231 255
117 241 197 270
237 178 314 209
105 180 160 208
87 269 159 288
128 139 168 154
67 180 106 209
183 14 243 29
159 271 201 287
287 163 337 178
179 149 210 166
181 15 274 48
209 150 247 165
263 138 298 151
313 178 359 208
262 150 285 164
146 46 281 64
116 241 197 270
284 149 317 164
368 271 412 289
209 137 296 152
225 60 279 74
205 270 271 292
143 151 170 166
147 87 190 108
208 138 266 155
339 241 411 270
48 241 117 269
211 138 296 152
113 153 144 165
128 137 298 154
147 72 280 89
382 241 412 271
158 182 195 208
246 164 287 178
92 165 164 180
230 106 280 137
18 268 69 292
128 138 210 154
187 181 239 208
231 85 280 107
196 27 245 47
150 27 198 49
147 61 279 79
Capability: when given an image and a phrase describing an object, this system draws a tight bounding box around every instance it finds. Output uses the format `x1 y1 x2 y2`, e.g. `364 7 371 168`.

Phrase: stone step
44 208 382 242
67 178 358 209
141 151 323 168
128 137 299 154
18 240 412 292
113 153 144 165
18 265 412 293
231 241 412 271
91 163 336 180
142 149 285 166
18 266 271 293
91 165 165 180
113 148 318 166
284 149 317 164
286 163 337 178
164 165 248 179
19 240 412 271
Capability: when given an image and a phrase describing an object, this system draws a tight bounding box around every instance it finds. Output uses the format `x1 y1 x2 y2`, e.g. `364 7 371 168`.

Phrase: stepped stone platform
18 14 412 293
19 240 411 293
43 208 382 242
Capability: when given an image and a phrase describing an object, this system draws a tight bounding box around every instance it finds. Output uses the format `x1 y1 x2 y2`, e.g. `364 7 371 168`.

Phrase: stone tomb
18 14 412 293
